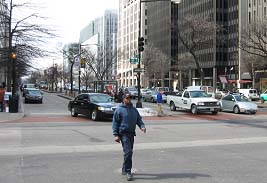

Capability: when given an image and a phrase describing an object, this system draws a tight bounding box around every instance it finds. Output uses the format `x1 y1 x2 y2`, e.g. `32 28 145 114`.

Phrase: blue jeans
121 134 134 173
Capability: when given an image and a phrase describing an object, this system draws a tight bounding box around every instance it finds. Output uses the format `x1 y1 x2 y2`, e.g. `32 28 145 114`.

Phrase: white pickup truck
167 90 221 114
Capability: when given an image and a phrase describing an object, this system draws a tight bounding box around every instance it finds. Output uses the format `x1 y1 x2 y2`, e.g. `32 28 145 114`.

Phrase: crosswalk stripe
1 136 267 156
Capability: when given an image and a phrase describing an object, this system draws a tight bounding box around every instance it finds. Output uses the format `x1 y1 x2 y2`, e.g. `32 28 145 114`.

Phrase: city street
0 92 267 182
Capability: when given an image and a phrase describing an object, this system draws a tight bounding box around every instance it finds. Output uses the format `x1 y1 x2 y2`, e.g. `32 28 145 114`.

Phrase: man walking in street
0 84 5 112
156 90 164 116
112 93 146 181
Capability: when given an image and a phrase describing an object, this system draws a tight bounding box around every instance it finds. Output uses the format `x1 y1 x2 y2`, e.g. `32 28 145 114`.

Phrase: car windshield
234 95 249 102
190 91 210 98
28 90 41 95
90 94 112 103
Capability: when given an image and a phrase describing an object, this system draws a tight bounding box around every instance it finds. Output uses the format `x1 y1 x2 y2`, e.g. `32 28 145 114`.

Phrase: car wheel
151 98 155 103
212 111 218 115
233 106 240 114
91 110 100 121
71 107 78 117
143 98 146 102
191 104 198 114
261 98 265 104
170 102 176 111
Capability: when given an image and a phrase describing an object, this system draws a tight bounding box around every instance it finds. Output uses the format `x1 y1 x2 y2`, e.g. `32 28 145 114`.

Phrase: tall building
117 0 144 87
178 0 267 90
79 9 118 81
146 1 179 89
117 0 179 88
0 0 8 84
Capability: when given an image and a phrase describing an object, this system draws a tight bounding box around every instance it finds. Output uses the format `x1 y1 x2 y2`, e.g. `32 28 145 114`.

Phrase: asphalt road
1 92 267 183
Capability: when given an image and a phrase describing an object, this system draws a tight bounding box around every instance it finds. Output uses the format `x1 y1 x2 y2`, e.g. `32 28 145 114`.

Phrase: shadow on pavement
133 172 211 180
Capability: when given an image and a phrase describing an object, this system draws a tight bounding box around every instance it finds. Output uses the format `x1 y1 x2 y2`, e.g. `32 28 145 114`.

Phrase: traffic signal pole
136 1 143 108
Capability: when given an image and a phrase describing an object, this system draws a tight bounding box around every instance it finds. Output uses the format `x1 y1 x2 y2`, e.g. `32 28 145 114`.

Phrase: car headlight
217 102 220 105
98 107 112 111
198 102 205 106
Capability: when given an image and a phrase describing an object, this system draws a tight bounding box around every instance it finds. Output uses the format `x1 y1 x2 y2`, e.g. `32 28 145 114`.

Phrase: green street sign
130 57 138 64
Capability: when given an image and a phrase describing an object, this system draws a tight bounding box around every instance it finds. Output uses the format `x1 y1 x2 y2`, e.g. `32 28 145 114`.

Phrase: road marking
30 113 69 116
1 136 267 156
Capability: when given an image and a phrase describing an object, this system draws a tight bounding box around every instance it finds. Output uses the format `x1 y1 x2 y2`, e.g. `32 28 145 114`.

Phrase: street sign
133 68 146 72
130 57 138 64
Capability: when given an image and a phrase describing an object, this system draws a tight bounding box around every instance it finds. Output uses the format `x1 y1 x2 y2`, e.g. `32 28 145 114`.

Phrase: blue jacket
157 92 163 103
112 103 145 136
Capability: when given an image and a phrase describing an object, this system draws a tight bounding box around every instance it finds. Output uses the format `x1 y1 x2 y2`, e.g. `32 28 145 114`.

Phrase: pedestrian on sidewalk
156 90 164 117
0 84 5 112
112 93 146 181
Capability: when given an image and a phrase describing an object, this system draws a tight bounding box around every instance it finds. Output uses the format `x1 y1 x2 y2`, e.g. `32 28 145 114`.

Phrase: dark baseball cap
122 93 132 99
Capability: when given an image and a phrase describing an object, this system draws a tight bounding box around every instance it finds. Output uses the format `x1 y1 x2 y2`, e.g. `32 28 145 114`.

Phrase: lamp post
136 0 180 108
11 49 17 96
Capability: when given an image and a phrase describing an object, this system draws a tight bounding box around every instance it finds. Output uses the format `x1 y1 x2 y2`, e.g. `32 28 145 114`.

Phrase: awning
228 80 252 84
219 75 228 83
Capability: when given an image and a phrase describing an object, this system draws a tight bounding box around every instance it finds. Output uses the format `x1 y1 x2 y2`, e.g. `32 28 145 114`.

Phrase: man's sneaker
126 172 133 181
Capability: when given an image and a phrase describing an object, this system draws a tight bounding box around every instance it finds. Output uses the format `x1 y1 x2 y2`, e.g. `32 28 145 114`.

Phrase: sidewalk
0 93 25 123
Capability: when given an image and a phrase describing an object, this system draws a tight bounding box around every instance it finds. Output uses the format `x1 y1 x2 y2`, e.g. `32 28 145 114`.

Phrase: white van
237 88 259 101
185 86 215 97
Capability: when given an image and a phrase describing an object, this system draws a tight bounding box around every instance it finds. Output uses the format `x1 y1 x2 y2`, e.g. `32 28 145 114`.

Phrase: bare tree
81 67 95 91
240 19 267 58
243 54 265 88
82 48 117 81
0 0 56 92
142 44 170 87
178 15 221 85
239 19 267 88
62 43 79 92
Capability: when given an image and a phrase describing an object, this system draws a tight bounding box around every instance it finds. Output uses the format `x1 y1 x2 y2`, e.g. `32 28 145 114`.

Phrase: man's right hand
114 136 120 143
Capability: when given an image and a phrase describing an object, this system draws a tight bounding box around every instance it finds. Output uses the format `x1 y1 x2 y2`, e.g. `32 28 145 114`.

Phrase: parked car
124 87 138 99
260 90 267 103
237 88 259 101
220 94 257 114
143 90 167 103
68 93 118 121
22 83 36 97
215 90 228 99
140 89 150 98
24 88 43 103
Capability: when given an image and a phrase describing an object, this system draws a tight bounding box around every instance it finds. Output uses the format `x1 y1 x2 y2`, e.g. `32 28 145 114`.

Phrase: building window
249 12 251 23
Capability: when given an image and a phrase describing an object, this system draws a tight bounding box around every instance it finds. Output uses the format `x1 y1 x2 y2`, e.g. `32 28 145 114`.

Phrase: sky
23 0 119 69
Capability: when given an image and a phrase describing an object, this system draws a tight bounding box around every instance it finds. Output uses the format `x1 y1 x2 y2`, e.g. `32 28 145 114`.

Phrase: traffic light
80 58 86 68
138 37 144 52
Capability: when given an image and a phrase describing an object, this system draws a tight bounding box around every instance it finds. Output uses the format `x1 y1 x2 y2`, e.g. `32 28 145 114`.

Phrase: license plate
210 108 214 111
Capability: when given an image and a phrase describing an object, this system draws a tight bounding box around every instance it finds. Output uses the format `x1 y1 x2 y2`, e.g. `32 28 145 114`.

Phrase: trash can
9 95 19 113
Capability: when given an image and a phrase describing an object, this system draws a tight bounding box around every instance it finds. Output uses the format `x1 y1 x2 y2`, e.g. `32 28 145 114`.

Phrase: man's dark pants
0 101 4 112
121 134 134 173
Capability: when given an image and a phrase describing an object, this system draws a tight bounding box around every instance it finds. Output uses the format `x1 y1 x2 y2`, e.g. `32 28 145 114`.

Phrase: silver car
143 90 167 103
220 94 257 114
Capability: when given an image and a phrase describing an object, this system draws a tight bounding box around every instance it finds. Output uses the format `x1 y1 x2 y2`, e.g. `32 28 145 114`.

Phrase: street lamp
136 0 180 108
11 49 17 96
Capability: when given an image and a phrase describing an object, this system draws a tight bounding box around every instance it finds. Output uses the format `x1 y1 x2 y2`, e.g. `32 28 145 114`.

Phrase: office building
79 9 118 81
